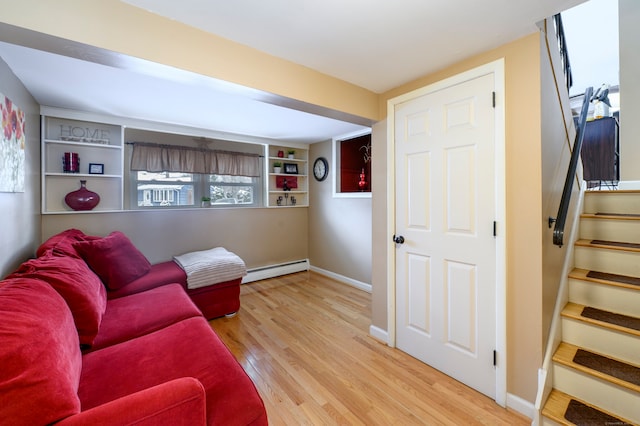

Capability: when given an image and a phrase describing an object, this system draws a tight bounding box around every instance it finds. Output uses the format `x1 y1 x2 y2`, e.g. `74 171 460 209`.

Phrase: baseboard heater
242 259 309 284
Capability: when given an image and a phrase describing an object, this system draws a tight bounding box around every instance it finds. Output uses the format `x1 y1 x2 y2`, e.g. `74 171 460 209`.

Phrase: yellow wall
374 33 544 403
0 0 378 123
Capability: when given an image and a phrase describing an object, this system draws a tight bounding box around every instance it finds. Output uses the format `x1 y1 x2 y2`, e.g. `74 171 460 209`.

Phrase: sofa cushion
36 228 98 258
74 231 151 290
89 284 202 351
80 317 267 425
9 252 107 348
0 277 82 424
107 260 187 299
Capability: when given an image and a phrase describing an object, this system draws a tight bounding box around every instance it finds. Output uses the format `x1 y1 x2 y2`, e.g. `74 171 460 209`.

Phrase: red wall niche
340 133 371 192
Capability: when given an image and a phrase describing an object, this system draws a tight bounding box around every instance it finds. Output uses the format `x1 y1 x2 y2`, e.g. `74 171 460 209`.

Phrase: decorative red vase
358 168 367 191
65 180 100 211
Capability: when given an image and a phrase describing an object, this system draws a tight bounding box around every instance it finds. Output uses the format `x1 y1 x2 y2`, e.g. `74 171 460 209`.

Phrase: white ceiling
0 0 586 143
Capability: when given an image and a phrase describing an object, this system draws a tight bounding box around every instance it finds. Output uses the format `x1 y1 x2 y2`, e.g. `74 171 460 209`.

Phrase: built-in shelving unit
41 109 124 214
41 108 309 212
265 145 308 207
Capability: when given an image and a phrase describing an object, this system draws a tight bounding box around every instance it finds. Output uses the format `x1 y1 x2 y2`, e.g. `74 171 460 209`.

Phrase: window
132 171 261 208
208 174 259 205
135 171 194 207
127 132 263 209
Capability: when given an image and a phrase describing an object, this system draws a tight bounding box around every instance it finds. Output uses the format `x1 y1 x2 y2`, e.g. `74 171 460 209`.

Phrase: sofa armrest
55 377 206 426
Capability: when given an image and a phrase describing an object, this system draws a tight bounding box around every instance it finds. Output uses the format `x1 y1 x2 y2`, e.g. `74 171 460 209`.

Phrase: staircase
542 190 640 426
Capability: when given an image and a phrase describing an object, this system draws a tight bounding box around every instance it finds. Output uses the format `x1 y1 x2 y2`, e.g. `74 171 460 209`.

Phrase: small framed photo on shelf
283 163 298 174
88 163 104 174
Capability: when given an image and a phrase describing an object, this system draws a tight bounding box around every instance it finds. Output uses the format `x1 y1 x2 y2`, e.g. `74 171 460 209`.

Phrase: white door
394 72 498 398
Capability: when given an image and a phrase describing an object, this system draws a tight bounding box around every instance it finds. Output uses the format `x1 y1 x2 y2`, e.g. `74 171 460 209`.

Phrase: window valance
129 142 261 177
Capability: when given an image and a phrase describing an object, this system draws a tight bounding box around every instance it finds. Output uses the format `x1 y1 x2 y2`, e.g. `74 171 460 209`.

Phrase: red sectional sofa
110 259 242 320
0 229 267 426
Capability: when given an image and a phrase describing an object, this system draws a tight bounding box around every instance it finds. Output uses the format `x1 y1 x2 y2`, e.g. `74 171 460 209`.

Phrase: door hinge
492 91 496 108
493 350 497 366
493 221 497 237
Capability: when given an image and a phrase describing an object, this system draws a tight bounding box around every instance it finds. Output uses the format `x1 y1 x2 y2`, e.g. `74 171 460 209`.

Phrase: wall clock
313 157 329 181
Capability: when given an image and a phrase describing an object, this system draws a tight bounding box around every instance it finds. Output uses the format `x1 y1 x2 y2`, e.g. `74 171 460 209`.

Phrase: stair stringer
533 181 586 425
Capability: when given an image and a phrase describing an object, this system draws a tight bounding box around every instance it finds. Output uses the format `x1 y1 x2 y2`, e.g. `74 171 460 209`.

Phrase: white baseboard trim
242 259 309 283
309 265 372 293
369 325 389 344
507 393 535 420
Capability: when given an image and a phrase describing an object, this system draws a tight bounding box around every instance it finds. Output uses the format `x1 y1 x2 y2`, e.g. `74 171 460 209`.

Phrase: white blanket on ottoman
173 247 247 290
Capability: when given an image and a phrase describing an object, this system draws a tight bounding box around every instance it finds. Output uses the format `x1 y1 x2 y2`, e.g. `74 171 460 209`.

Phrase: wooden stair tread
542 389 634 426
582 212 640 220
585 189 640 194
569 268 640 290
553 343 640 392
575 238 640 252
562 302 640 337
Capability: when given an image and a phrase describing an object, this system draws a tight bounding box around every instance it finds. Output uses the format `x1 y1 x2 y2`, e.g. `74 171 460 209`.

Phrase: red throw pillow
73 231 151 290
0 277 82 424
36 228 98 258
9 251 107 347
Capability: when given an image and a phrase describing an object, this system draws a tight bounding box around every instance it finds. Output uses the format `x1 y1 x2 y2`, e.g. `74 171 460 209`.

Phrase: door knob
392 235 405 244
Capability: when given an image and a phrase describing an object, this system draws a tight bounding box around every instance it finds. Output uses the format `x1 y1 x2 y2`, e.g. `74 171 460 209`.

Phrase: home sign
59 125 110 144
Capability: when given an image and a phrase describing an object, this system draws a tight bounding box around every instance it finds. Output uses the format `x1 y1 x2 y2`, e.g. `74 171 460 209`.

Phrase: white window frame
130 171 262 209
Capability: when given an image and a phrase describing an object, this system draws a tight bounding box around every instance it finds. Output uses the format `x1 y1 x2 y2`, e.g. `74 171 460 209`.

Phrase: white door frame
385 59 507 406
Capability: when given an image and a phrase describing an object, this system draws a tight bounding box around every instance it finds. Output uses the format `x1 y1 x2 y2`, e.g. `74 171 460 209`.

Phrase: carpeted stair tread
570 268 640 290
585 270 640 288
565 398 633 426
562 303 640 337
573 348 640 387
554 343 640 392
542 389 634 426
581 306 640 333
589 239 640 250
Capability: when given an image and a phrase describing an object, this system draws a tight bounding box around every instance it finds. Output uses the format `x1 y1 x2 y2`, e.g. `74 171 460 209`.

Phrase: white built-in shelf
41 111 124 214
265 145 308 207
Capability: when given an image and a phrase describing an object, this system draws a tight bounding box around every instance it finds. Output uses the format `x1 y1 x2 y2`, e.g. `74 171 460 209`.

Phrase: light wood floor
210 271 529 425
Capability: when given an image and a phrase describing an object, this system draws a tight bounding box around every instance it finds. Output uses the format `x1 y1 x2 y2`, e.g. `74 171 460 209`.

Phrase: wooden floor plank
210 271 529 425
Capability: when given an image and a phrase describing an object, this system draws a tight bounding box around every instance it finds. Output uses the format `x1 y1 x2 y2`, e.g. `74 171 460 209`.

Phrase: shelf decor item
273 162 282 174
88 163 104 174
358 168 367 191
284 163 298 174
62 152 80 173
64 180 100 211
287 150 295 159
276 176 297 189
